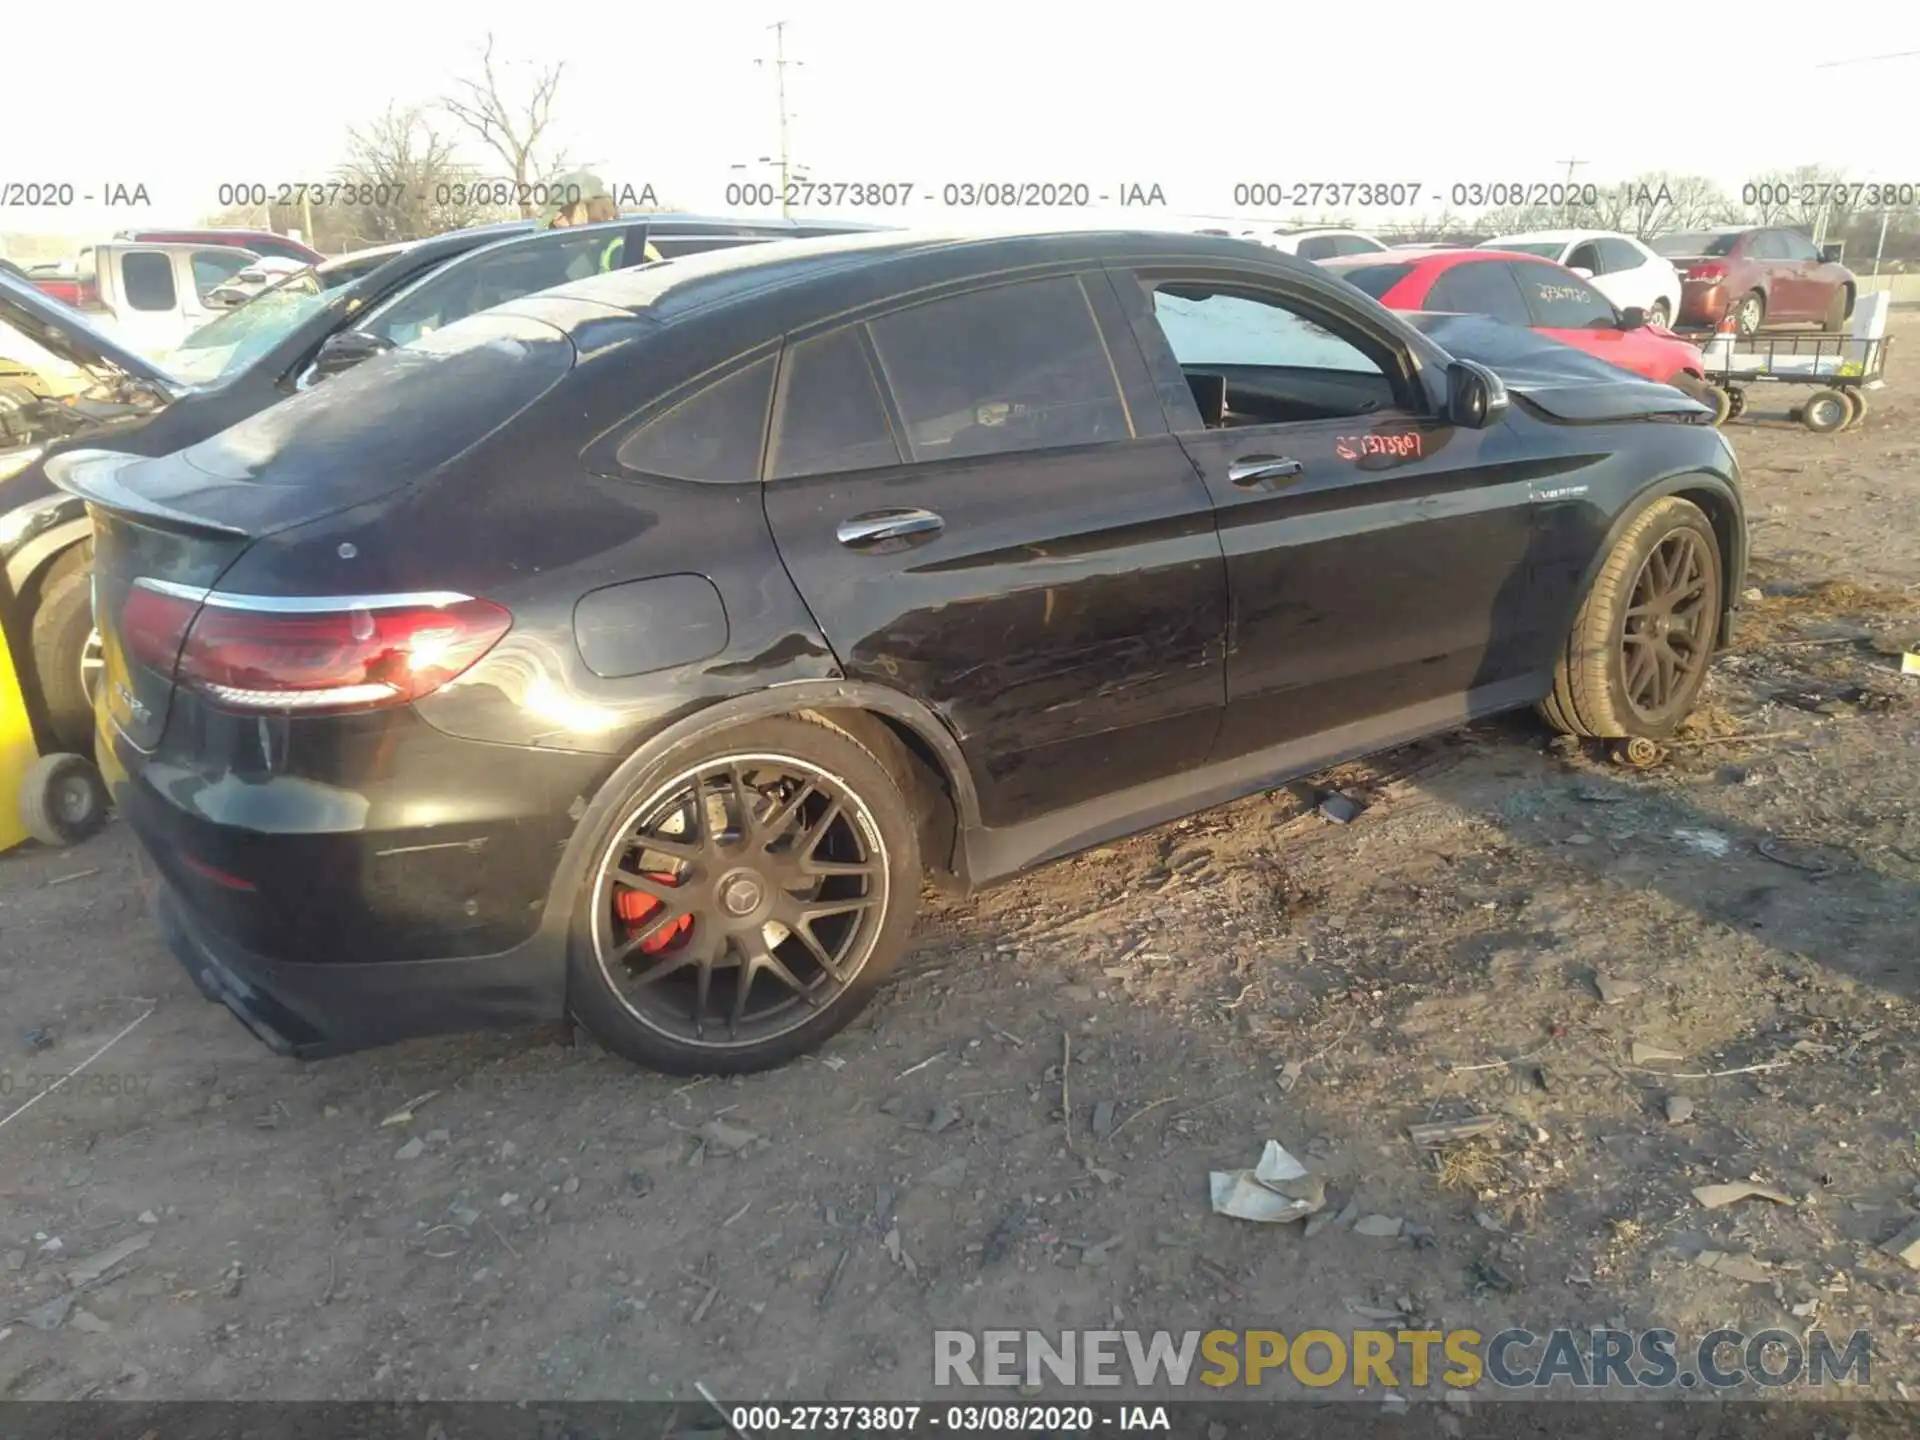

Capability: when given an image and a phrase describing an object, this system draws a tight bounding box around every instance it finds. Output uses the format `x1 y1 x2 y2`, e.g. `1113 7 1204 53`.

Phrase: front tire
1647 299 1672 330
28 547 97 755
566 715 923 1076
1539 497 1723 741
1733 291 1766 336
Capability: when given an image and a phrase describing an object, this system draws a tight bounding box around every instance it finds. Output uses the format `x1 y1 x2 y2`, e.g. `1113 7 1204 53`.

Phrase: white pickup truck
29 241 259 362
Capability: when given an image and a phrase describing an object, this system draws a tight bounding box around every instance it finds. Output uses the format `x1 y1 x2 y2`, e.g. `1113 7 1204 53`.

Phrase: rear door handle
1227 455 1305 488
836 508 946 547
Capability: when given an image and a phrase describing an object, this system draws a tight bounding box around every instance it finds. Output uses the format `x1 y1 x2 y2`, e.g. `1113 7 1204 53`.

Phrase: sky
5 0 1920 245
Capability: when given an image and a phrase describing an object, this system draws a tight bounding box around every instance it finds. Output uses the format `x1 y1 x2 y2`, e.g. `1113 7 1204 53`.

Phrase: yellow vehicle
0 614 105 852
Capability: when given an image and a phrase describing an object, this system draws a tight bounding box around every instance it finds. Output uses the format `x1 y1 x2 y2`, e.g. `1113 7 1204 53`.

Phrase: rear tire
28 547 97 755
1647 299 1672 330
20 753 109 848
1540 497 1723 741
566 715 924 1076
1801 389 1849 434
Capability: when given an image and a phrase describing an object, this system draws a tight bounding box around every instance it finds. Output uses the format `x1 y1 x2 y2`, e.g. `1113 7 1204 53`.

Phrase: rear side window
1295 235 1340 261
1426 262 1532 327
1751 231 1790 260
1335 234 1385 255
770 327 902 480
866 275 1130 462
1510 261 1617 328
616 354 777 483
1329 262 1413 300
122 251 177 311
1565 241 1602 274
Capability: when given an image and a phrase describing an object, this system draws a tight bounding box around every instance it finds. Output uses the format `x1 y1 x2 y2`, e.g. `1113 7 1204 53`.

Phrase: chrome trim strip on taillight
133 577 474 612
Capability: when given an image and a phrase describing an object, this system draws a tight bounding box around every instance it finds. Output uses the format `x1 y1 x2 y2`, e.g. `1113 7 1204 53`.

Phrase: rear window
172 312 573 499
1650 231 1742 258
1328 262 1413 300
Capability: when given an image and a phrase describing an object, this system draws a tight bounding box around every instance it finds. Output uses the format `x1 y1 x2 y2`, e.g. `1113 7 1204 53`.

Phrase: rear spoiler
44 449 252 540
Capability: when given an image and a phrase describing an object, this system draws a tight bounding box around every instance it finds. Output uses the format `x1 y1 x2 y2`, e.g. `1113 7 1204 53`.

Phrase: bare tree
333 105 502 247
441 36 569 218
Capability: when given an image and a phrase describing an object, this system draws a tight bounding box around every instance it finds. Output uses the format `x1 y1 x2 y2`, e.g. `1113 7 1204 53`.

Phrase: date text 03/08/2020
720 181 1169 209
209 180 661 211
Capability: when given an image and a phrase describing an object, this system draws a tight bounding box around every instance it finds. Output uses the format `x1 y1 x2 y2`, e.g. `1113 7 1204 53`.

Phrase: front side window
192 249 250 299
1597 237 1644 273
1295 235 1341 261
1335 234 1386 255
1426 262 1533 327
360 233 625 348
615 354 777 483
770 327 902 480
1510 261 1617 329
1150 287 1382 373
121 251 177 312
866 275 1131 461
1779 231 1821 261
1565 241 1603 274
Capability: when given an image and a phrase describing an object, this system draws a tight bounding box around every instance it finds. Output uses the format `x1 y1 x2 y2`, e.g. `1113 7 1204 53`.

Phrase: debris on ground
1630 1042 1685 1065
1664 1096 1695 1125
1592 973 1643 1005
22 1028 53 1051
378 1091 440 1128
65 1233 152 1287
1672 828 1732 857
1691 1182 1795 1211
1318 792 1364 825
1691 1250 1772 1284
699 1119 762 1154
1879 1221 1920 1270
1208 1141 1326 1224
394 1137 425 1161
1407 1116 1502 1148
1354 1215 1405 1238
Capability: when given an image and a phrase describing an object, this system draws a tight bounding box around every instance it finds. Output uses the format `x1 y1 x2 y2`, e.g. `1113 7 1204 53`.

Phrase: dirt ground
4 318 1920 1414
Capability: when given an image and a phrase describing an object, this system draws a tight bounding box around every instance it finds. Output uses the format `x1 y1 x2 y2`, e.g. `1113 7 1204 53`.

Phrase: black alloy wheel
1619 527 1716 728
570 715 924 1074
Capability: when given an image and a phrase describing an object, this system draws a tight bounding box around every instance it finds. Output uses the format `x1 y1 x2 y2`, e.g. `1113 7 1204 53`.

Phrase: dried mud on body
4 318 1920 1409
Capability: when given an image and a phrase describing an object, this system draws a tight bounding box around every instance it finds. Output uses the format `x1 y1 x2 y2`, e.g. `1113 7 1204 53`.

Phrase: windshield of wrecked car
166 272 336 384
1650 231 1741 258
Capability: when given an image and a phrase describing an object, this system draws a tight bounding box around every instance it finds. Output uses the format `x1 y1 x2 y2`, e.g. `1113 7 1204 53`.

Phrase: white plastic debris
1209 1141 1325 1224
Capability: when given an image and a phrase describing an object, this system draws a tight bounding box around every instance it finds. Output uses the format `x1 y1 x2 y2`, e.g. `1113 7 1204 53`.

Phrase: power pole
764 21 793 218
1555 158 1587 219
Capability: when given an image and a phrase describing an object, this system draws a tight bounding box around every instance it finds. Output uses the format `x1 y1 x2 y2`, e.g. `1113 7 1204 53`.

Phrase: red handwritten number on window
1335 433 1423 460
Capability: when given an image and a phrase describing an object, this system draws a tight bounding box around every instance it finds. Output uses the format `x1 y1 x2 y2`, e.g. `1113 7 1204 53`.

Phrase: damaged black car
54 229 1747 1076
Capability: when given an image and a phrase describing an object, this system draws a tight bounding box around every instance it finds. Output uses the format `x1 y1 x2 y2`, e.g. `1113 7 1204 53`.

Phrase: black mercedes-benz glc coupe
53 228 1746 1075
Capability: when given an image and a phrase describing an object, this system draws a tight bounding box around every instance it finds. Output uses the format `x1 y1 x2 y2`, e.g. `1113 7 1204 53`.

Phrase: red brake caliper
616 872 693 954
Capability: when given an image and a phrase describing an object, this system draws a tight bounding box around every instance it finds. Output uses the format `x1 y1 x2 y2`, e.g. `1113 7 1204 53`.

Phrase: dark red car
1321 249 1709 389
114 228 323 266
1647 226 1854 335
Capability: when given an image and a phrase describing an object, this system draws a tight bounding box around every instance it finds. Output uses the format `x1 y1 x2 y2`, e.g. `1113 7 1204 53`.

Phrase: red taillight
122 583 200 675
129 584 512 714
1685 264 1728 283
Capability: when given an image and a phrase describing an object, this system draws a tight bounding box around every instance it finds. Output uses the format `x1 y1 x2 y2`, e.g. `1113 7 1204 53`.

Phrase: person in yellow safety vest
543 171 663 276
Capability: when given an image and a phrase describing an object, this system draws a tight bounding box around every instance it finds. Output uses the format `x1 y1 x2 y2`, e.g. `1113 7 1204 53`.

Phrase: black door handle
1227 455 1305 488
836 508 945 547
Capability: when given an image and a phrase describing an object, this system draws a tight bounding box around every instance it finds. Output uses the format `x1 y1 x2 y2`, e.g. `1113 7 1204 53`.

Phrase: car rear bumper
1678 285 1729 325
145 854 568 1059
103 703 606 1057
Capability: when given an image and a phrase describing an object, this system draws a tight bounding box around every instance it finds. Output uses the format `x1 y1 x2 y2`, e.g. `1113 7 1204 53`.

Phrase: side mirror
1569 266 1595 280
310 330 393 381
1820 243 1844 263
1446 359 1509 429
1618 306 1648 331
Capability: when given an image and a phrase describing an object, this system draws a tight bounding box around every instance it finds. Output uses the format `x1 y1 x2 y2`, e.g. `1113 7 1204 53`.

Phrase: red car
1320 248 1709 390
